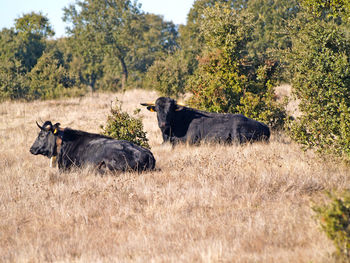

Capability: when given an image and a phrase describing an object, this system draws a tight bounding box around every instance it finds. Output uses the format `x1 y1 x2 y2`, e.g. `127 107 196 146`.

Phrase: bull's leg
96 161 107 174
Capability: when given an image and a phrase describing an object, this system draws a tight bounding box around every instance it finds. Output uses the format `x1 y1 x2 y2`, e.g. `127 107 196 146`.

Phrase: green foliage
14 12 54 72
0 3 179 101
178 0 247 81
0 15 47 75
0 24 83 101
101 99 150 149
0 12 54 100
286 16 350 159
145 51 188 97
178 0 300 83
245 0 299 63
15 11 54 38
313 191 350 261
98 13 178 91
0 58 28 100
188 48 246 113
27 48 83 100
187 4 251 113
301 0 350 19
187 3 286 128
237 79 287 129
63 0 178 91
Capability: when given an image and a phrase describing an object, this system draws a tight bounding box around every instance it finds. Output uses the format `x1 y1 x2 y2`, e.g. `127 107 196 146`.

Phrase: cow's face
30 121 60 158
154 97 178 130
141 97 184 139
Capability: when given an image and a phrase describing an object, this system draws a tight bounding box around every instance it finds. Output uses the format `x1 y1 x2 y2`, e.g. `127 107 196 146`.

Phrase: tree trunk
88 74 96 94
120 57 128 90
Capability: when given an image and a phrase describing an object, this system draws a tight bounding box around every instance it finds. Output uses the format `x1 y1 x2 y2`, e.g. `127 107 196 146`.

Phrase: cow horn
35 121 46 131
140 102 155 107
36 121 44 131
37 121 53 131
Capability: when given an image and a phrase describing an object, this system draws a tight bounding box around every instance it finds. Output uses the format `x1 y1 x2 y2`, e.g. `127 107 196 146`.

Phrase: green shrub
286 16 350 160
27 50 82 100
313 191 350 262
145 51 188 97
101 99 150 149
237 80 287 129
0 58 29 100
187 3 286 129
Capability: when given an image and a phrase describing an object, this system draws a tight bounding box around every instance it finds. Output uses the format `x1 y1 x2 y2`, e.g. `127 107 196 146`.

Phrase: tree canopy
63 0 178 91
15 12 54 38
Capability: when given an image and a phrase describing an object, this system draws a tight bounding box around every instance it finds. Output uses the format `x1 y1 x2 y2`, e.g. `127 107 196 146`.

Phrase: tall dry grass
0 89 349 262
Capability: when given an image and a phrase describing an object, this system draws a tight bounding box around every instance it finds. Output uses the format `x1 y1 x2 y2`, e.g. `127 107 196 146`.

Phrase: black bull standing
141 97 270 145
30 121 155 172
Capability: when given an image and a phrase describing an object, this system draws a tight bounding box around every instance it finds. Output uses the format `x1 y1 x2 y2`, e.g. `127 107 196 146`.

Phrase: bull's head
30 121 61 158
141 97 185 131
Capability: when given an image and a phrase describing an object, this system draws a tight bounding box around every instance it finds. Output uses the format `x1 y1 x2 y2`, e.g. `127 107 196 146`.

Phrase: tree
64 0 178 91
63 0 142 90
0 12 54 100
178 0 245 76
0 56 28 100
301 0 350 19
245 0 299 62
179 0 247 55
187 3 251 111
187 3 286 128
15 11 54 38
179 0 299 79
27 45 82 100
101 13 178 90
145 50 188 97
14 12 54 72
286 15 350 159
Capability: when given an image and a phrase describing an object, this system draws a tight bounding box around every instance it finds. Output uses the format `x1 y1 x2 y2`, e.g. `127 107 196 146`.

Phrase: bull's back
187 113 270 143
234 115 270 142
88 139 155 171
63 137 155 171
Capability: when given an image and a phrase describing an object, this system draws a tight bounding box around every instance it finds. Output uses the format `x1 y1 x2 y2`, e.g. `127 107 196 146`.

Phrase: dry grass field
1 89 349 262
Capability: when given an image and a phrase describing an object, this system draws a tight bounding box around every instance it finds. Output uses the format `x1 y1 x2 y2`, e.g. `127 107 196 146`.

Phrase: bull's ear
52 123 61 135
41 121 53 131
147 106 156 112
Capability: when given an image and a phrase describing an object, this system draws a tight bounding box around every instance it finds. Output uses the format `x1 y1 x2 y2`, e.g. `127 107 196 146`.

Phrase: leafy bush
301 0 350 19
27 50 82 100
313 191 350 262
237 80 287 129
286 16 350 159
0 58 29 100
187 3 286 128
101 99 150 149
145 51 188 97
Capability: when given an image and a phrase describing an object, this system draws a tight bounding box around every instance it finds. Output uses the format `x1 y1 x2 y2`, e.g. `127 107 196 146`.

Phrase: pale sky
0 0 195 38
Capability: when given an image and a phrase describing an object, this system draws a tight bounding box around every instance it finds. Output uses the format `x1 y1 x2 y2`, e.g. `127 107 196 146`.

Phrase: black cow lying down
141 97 270 145
30 121 155 173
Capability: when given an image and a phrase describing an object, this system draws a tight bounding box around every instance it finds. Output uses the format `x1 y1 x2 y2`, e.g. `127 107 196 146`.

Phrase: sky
0 0 195 38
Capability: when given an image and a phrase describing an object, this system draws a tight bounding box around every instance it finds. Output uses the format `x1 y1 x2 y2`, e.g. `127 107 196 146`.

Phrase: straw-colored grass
1 89 349 262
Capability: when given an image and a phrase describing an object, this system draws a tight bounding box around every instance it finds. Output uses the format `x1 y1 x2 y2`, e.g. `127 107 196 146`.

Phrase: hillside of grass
0 89 349 262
